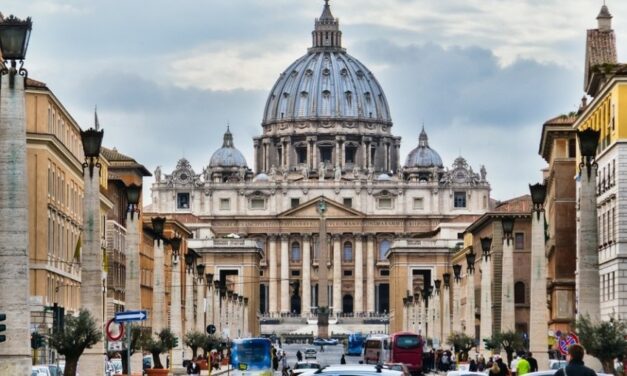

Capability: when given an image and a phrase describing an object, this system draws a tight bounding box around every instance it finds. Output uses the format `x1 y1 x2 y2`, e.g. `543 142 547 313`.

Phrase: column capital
365 233 376 240
280 233 290 241
353 233 364 240
332 234 341 241
267 233 279 240
303 233 312 240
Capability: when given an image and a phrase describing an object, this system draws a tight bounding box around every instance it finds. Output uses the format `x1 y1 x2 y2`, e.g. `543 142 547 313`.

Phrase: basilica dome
262 1 391 125
209 127 248 168
405 128 443 168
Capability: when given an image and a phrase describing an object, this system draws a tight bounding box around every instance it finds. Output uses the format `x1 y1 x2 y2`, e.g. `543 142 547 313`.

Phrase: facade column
214 283 221 333
433 291 441 347
79 164 105 376
335 139 341 168
280 234 290 314
312 141 318 170
196 277 205 332
354 234 364 314
402 301 408 331
302 234 312 316
366 235 375 313
333 235 342 314
465 266 475 338
442 281 451 348
426 295 433 341
577 164 600 320
286 138 291 169
185 270 194 335
268 236 278 315
170 254 184 373
243 298 250 337
341 139 346 168
420 297 427 336
501 234 516 332
0 72 30 374
307 139 312 170
452 276 462 333
152 240 166 333
125 211 143 372
479 252 492 353
530 206 549 368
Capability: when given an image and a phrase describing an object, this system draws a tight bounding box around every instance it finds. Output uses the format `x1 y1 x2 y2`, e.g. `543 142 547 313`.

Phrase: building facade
150 2 491 337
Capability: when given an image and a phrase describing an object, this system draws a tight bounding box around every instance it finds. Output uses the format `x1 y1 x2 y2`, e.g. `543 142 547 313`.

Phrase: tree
484 331 525 365
142 328 177 369
201 334 222 358
574 315 627 374
447 332 475 361
116 325 149 375
184 330 207 359
48 309 102 376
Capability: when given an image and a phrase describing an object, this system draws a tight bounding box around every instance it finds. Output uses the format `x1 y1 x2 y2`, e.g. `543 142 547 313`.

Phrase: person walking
282 353 290 376
488 361 501 376
516 354 531 376
341 354 346 365
296 350 303 362
527 352 538 373
554 344 596 376
495 355 510 376
187 356 201 376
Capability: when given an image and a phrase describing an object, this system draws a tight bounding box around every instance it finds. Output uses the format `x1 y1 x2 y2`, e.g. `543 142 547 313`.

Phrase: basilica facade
150 1 491 336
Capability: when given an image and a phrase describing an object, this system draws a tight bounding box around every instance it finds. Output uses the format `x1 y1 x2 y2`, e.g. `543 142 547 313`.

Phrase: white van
363 334 390 364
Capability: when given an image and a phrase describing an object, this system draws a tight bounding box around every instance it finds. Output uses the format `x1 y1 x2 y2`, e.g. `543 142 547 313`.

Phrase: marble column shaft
196 278 205 332
302 235 311 315
452 281 462 333
465 270 475 338
442 286 451 346
530 212 549 368
501 239 515 332
366 236 375 313
433 292 441 345
152 240 165 333
170 256 184 371
333 236 342 313
185 270 194 334
280 235 289 313
78 165 105 376
420 299 427 336
268 236 278 315
577 166 600 321
479 255 492 353
354 235 364 313
124 212 143 372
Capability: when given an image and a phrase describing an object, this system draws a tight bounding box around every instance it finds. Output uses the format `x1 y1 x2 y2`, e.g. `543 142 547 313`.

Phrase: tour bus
347 332 366 356
389 332 423 375
230 338 273 376
363 334 390 364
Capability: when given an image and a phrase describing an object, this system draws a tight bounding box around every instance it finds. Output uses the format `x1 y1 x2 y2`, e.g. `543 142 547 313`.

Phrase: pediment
278 196 364 218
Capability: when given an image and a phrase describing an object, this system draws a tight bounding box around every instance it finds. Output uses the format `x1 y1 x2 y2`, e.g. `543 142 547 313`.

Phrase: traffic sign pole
126 323 131 376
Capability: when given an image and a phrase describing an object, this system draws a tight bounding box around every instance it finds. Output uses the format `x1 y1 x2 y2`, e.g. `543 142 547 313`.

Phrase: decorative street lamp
434 279 441 294
170 236 182 258
80 127 104 178
125 184 142 219
185 252 195 271
197 264 206 279
480 237 492 261
466 248 476 273
578 128 600 179
529 183 547 219
443 273 451 288
502 216 515 245
0 15 32 88
151 217 165 242
452 264 462 283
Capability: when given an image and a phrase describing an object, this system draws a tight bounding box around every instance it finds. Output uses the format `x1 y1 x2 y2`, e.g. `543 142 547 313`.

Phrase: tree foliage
484 331 525 365
447 332 475 361
201 334 222 356
185 330 207 359
141 328 177 369
574 315 627 374
48 309 102 376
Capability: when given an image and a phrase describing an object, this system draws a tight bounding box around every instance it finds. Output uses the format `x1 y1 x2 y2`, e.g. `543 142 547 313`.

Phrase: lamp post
0 14 32 374
169 236 185 374
576 127 601 322
151 217 166 333
465 249 476 338
500 216 516 333
528 182 549 368
479 237 493 352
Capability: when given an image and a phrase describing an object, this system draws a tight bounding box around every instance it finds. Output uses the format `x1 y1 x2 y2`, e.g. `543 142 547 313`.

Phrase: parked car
384 363 411 376
293 361 322 376
31 366 51 376
549 360 567 370
446 371 487 376
313 338 339 346
305 348 318 359
44 364 61 376
306 364 403 376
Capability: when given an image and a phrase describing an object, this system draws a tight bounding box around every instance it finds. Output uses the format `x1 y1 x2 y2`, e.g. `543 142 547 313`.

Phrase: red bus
388 332 423 375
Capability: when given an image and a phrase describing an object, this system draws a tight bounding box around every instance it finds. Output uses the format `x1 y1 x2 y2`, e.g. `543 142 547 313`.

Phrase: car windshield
296 363 320 369
365 340 382 349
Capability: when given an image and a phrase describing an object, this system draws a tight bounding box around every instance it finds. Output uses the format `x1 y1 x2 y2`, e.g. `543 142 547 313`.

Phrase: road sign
207 324 216 334
108 341 124 351
114 310 147 323
106 318 125 341
558 332 580 355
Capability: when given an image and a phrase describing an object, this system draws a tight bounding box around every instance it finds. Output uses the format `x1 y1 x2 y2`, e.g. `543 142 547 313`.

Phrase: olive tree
574 315 627 374
48 309 102 376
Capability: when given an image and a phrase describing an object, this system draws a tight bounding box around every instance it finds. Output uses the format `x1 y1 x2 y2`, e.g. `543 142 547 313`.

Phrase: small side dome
377 173 391 181
405 128 443 168
209 127 248 168
253 173 270 182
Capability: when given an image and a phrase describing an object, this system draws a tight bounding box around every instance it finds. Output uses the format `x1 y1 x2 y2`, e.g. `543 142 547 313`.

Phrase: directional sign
114 310 147 323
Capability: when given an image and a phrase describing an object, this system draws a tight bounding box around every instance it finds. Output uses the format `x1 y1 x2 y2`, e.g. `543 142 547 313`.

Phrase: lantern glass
151 217 165 237
443 273 451 286
452 264 462 279
0 15 32 61
185 252 194 266
80 128 104 159
170 237 182 253
126 184 142 206
434 279 441 290
197 264 206 276
529 183 547 206
480 237 492 254
502 217 515 235
578 128 600 159
466 251 476 268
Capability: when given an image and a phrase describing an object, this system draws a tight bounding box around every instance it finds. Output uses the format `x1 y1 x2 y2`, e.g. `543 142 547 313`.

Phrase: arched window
343 241 353 262
379 240 391 260
291 242 301 262
514 281 525 304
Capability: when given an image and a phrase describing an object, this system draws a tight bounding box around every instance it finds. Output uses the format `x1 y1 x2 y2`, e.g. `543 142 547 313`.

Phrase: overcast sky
3 0 625 201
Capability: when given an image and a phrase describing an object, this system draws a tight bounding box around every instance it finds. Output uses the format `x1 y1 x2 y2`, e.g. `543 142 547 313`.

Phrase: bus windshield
395 335 420 349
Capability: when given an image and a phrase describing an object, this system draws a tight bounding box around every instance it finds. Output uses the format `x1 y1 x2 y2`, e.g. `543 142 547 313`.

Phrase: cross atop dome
222 126 234 148
311 0 343 51
418 126 430 148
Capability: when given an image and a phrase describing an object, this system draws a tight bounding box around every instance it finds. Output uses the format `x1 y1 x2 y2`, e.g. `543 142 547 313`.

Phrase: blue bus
346 332 366 356
230 338 273 376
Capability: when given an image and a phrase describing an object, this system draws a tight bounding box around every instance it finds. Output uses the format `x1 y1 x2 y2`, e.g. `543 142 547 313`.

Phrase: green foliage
574 315 627 374
485 331 525 365
117 325 150 374
201 334 222 356
185 330 207 359
141 328 177 369
447 332 475 361
47 309 102 376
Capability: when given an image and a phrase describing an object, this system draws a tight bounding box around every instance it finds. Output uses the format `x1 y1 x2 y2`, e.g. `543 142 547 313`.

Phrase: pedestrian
488 361 501 376
187 356 201 376
282 353 290 376
495 355 510 376
527 352 538 373
273 348 279 371
320 344 325 352
510 354 521 376
516 354 531 376
296 350 303 362
341 354 346 365
554 344 596 376
469 359 478 372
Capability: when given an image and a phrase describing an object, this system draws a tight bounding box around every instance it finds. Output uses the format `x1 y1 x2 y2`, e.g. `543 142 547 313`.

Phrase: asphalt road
281 343 363 368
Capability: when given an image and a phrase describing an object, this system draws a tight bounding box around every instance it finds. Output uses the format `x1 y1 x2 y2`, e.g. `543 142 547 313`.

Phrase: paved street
281 343 362 368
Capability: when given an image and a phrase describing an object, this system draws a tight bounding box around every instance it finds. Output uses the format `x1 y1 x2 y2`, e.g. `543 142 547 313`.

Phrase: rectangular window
291 198 300 208
219 198 230 210
515 233 524 249
457 232 464 240
413 198 424 210
454 192 466 208
380 269 390 276
343 198 352 208
250 198 266 210
177 193 190 209
320 147 332 163
291 270 300 277
345 147 356 164
296 147 307 164
343 270 353 277
377 197 393 209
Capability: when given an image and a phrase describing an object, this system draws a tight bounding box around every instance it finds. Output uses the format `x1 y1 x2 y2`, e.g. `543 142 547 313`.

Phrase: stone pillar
333 235 342 314
426 295 433 341
433 291 441 347
335 139 341 168
214 286 221 333
402 302 408 331
420 298 427 336
78 163 105 376
0 72 31 374
530 211 549 368
577 166 600 321
366 235 375 313
243 298 250 337
185 270 194 335
196 277 205 332
465 268 475 338
354 235 364 313
170 254 184 374
312 142 318 170
152 240 166 333
341 140 346 168
479 254 492 353
442 284 451 348
501 237 515 332
452 279 462 333
302 235 311 316
268 236 278 315
280 234 290 314
307 139 312 170
125 211 143 372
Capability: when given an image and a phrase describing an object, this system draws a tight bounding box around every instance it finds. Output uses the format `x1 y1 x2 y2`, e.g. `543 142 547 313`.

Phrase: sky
2 0 625 201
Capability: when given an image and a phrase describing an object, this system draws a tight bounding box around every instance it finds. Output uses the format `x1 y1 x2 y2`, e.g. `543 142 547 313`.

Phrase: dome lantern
405 127 443 168
209 126 248 168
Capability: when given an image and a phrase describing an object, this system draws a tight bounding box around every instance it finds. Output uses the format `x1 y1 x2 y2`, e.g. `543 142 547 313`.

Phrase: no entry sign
106 318 125 342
